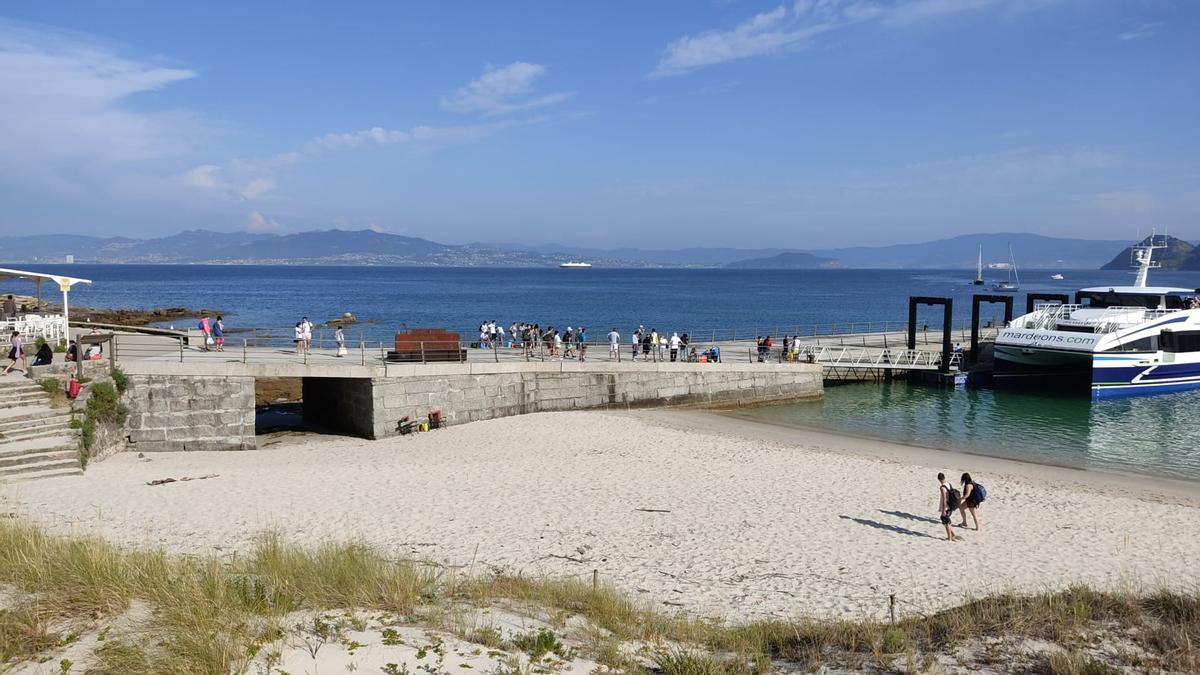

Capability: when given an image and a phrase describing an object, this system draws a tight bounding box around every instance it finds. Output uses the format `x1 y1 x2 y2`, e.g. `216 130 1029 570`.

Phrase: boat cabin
1077 286 1199 311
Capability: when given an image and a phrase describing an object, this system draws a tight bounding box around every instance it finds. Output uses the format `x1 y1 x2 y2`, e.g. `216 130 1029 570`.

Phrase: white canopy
0 267 92 340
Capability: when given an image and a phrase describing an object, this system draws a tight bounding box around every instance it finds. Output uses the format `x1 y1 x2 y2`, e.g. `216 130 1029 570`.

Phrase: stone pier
119 361 823 450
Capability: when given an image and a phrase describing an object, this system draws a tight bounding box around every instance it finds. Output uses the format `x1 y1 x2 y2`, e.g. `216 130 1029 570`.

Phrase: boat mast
976 246 983 283
1008 243 1018 287
1131 232 1164 288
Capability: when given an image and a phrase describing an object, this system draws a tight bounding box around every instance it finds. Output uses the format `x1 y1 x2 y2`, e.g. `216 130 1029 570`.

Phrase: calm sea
4 264 1199 479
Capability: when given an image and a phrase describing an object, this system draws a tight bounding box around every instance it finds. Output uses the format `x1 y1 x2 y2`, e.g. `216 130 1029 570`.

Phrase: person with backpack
937 472 962 541
957 472 986 531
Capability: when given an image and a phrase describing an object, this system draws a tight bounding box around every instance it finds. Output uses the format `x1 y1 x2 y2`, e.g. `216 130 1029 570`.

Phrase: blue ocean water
743 383 1200 480
4 264 1195 341
5 264 1199 479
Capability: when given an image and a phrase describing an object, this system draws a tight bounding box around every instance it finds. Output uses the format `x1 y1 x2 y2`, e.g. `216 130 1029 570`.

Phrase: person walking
957 473 985 531
334 326 346 357
2 295 15 320
3 330 26 375
631 328 641 361
938 473 962 542
577 326 588 362
293 322 304 355
669 332 681 362
300 317 313 354
198 315 213 351
607 327 620 361
213 316 225 352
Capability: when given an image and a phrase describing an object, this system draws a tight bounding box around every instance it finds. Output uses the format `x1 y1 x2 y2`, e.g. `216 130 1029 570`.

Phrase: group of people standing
937 472 986 541
627 326 692 362
478 321 592 361
289 317 348 357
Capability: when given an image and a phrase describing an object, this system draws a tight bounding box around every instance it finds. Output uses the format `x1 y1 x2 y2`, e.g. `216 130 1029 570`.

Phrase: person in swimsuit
958 472 982 531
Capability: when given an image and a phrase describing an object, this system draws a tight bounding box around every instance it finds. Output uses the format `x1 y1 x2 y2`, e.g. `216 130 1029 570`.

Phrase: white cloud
183 164 222 189
0 19 200 179
651 0 1058 76
1117 22 1161 41
239 177 276 200
246 211 284 233
441 62 570 115
184 120 529 202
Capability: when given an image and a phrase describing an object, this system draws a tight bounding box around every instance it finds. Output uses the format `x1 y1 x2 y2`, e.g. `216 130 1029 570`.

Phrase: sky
1 1 1197 248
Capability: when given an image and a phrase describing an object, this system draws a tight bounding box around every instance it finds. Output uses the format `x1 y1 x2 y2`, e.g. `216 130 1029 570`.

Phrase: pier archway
970 295 1014 364
907 297 953 373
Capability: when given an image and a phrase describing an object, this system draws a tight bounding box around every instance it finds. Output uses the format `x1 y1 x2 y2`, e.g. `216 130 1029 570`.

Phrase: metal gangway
792 344 961 379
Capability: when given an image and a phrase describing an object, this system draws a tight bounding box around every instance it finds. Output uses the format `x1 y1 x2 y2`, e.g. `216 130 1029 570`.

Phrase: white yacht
992 243 1020 292
1050 273 1065 280
994 236 1200 399
558 261 592 268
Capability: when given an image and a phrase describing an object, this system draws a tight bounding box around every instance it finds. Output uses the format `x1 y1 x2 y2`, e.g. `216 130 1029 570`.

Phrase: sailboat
992 243 1020 292
972 246 985 285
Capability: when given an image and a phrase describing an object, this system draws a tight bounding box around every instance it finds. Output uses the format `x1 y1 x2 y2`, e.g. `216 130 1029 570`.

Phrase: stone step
0 432 77 454
0 392 50 407
0 408 69 428
0 382 43 395
0 412 72 434
0 448 78 470
0 424 76 444
0 464 83 482
0 457 81 479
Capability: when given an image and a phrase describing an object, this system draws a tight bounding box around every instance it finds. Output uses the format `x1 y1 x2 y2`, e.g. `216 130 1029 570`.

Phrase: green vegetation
79 381 129 468
110 366 128 394
0 519 1194 673
37 377 69 408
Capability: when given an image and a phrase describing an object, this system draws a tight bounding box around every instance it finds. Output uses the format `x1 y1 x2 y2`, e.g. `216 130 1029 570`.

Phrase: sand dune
2 410 1197 622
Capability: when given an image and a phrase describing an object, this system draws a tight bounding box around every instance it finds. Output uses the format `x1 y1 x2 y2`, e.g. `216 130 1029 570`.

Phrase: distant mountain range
0 229 1195 270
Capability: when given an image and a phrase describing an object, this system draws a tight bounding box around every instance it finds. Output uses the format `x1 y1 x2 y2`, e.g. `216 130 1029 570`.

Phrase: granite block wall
363 365 822 439
124 374 256 451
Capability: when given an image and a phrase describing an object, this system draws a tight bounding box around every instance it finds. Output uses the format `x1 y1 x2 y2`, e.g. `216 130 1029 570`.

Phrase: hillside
812 233 1131 269
725 252 838 269
1100 235 1196 271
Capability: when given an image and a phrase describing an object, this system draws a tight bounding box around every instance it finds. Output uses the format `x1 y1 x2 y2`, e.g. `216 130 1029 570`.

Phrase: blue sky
1 1 1197 248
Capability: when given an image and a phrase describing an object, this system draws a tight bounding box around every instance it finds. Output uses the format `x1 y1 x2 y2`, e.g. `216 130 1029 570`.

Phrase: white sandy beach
2 409 1198 622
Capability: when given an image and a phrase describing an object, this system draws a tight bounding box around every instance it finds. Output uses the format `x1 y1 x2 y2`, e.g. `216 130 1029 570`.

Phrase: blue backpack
974 483 987 503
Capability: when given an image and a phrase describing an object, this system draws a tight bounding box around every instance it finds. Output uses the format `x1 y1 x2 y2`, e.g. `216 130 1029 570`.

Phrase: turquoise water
744 383 1200 481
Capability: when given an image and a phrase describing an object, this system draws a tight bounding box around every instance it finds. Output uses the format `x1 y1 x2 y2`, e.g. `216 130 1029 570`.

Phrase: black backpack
943 484 961 511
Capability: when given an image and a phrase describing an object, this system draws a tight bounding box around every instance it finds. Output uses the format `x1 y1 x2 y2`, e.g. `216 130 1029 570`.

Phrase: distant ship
558 261 592 268
1051 273 1065 280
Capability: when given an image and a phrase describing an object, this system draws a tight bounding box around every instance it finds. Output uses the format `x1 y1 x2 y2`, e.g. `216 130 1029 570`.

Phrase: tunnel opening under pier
253 376 374 440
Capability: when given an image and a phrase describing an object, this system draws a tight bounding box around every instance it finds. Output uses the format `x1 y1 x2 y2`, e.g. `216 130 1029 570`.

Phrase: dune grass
0 518 1195 673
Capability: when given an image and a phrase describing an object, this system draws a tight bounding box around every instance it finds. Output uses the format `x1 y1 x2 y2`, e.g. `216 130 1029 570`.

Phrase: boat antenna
1130 228 1164 288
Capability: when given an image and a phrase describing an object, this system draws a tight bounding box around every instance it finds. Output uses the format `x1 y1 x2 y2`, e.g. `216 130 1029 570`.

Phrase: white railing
795 345 960 370
1020 303 1082 330
1095 307 1176 335
0 315 67 343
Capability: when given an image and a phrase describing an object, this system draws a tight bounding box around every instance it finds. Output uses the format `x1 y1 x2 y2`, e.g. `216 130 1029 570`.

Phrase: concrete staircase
0 375 82 482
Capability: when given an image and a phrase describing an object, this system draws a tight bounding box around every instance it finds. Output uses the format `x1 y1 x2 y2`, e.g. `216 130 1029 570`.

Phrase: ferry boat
558 261 592 268
994 236 1200 399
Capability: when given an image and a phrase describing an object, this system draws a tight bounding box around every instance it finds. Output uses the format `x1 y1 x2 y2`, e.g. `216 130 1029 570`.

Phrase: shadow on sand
839 515 936 539
878 509 941 525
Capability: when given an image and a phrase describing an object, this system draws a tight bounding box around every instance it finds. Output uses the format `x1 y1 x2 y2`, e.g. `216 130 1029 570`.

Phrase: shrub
80 382 129 455
110 367 128 394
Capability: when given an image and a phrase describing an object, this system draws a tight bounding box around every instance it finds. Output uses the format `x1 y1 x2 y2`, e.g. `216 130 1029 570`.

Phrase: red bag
67 378 81 399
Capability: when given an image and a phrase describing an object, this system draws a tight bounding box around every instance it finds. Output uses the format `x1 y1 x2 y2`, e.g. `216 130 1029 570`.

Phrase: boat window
1104 336 1159 352
1080 292 1161 309
1162 331 1200 353
1165 295 1188 310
